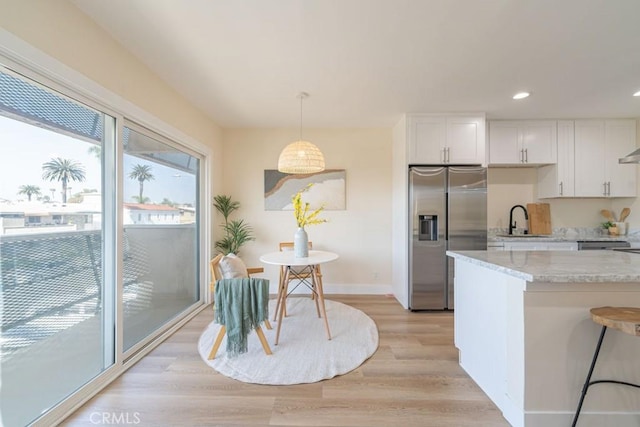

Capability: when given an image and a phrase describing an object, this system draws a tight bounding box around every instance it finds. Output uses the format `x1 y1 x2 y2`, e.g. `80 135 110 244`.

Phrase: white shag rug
198 298 379 385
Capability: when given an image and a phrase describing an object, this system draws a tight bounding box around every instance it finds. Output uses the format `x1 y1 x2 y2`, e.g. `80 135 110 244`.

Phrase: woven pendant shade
278 140 325 174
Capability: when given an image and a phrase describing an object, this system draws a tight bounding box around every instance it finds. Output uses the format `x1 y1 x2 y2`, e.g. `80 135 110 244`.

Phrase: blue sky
0 116 196 205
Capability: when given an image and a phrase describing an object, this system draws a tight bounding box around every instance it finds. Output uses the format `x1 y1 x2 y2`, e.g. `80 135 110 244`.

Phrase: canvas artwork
264 169 346 211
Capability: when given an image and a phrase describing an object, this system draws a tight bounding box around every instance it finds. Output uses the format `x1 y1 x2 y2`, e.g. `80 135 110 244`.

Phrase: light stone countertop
487 227 640 243
488 235 631 243
446 250 640 283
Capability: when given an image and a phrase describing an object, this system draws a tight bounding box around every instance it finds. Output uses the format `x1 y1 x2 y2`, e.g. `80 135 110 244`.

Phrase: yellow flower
292 184 327 228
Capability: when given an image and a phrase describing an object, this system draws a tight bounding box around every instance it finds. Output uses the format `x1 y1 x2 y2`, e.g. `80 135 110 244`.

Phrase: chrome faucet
509 205 529 235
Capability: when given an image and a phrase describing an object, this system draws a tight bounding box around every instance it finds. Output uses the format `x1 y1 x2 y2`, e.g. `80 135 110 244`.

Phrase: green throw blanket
214 278 270 357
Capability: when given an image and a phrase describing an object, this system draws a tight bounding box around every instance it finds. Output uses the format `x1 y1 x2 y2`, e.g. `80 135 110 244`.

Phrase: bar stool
571 306 640 427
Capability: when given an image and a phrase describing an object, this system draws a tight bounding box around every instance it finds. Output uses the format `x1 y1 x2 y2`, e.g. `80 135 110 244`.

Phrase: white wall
221 128 393 294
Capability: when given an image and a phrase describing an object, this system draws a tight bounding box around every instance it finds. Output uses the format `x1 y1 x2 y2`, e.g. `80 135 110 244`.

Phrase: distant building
0 196 186 234
177 205 196 223
123 203 181 225
0 195 101 235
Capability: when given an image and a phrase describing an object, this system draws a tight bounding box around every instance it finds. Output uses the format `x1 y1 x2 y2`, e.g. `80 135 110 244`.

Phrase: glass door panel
0 68 114 426
122 125 199 351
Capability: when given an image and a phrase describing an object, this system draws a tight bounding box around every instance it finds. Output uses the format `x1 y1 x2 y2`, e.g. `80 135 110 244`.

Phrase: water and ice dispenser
418 214 438 241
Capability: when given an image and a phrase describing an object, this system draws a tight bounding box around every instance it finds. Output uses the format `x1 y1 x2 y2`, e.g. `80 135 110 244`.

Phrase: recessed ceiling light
513 92 530 100
634 90 640 97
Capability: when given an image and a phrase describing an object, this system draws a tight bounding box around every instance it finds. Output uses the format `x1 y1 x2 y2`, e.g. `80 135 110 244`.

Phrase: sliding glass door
0 64 205 426
121 124 200 352
0 68 115 426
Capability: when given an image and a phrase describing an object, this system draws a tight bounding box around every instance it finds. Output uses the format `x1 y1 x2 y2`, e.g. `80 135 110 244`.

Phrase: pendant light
277 92 325 174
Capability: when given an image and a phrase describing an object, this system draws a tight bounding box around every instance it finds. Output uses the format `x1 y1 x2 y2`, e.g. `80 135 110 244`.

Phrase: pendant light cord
298 92 308 142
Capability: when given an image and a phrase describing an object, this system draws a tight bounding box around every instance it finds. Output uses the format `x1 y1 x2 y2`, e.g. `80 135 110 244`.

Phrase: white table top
260 250 339 266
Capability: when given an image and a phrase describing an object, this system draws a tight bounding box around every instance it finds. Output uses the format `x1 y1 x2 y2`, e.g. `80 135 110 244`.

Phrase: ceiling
72 0 640 128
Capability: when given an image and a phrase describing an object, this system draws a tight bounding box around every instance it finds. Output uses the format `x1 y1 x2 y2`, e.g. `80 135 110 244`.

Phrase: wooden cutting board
527 203 551 235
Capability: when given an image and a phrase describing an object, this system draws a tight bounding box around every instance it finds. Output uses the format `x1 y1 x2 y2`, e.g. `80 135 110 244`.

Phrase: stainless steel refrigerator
409 166 487 310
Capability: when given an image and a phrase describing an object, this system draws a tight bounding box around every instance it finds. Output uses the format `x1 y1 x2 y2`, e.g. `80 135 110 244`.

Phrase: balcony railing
0 224 197 357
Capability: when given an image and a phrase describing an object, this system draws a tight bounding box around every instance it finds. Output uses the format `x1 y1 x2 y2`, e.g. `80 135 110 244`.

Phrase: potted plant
291 184 327 258
601 221 618 235
213 195 254 255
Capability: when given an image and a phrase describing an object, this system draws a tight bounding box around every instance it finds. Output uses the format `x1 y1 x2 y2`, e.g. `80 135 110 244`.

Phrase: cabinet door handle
441 148 446 163
559 182 563 196
603 182 607 196
607 181 611 196
519 149 523 163
525 148 528 163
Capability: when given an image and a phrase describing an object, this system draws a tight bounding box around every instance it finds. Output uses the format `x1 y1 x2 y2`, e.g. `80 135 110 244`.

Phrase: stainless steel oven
577 241 630 250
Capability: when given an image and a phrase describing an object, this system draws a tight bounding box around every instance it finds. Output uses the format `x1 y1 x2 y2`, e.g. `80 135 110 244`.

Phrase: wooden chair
208 254 272 359
273 242 322 321
209 254 266 300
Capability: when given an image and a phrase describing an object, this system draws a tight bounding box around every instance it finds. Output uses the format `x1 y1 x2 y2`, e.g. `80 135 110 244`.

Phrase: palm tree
17 185 41 201
88 145 101 160
42 158 86 203
129 164 154 203
132 195 150 204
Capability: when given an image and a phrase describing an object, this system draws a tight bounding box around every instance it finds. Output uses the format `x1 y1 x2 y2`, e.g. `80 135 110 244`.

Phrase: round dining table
260 250 338 345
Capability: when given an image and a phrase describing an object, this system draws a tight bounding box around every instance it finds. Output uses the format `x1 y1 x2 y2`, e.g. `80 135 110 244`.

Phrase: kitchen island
447 250 640 427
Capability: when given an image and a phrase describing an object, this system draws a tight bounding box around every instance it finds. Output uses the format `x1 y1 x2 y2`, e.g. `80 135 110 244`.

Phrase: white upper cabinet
605 120 637 197
489 121 557 166
407 114 485 164
574 119 636 197
538 121 575 198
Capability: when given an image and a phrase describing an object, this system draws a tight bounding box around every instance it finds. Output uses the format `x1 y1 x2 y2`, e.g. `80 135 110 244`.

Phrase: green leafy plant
601 221 614 229
213 194 255 255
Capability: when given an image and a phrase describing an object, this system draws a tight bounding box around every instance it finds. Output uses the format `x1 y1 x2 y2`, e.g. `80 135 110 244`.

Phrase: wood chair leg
273 271 287 321
312 268 321 317
254 326 272 355
274 270 289 321
208 325 226 360
264 319 273 330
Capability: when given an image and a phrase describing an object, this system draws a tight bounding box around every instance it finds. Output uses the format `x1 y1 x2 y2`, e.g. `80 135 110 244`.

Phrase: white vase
294 227 309 258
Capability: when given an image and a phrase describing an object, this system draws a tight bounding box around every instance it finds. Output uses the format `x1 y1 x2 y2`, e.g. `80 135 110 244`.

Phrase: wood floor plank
270 397 506 427
61 295 509 427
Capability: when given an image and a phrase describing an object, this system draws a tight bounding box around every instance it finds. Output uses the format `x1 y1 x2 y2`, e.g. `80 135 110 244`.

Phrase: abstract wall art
264 169 346 211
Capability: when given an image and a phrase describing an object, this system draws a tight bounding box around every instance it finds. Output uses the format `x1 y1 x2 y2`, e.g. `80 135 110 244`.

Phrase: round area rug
198 298 379 385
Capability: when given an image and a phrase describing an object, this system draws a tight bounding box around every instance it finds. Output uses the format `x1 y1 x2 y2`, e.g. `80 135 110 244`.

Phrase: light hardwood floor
62 295 509 426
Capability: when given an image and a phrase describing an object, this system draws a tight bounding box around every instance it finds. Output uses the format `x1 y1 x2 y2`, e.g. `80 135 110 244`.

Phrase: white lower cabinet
489 241 578 251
